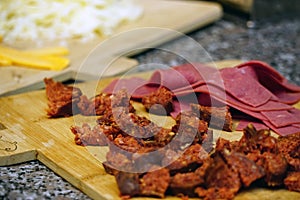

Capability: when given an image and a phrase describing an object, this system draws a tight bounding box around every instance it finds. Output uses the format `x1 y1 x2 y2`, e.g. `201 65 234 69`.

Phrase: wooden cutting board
0 60 300 200
0 0 222 97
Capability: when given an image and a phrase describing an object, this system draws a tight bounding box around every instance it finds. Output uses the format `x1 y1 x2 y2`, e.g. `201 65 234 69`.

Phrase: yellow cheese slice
0 55 12 66
0 45 69 70
24 46 69 56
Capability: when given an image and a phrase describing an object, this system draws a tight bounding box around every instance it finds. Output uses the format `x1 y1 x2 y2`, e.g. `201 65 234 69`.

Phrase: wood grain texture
0 60 299 199
0 0 222 97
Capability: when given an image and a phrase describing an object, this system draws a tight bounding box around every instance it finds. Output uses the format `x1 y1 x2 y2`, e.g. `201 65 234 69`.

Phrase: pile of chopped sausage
44 60 300 199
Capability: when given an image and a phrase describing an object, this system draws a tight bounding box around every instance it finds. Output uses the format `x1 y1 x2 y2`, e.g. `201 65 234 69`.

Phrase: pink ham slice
169 88 268 121
236 60 300 92
155 61 300 105
272 92 300 105
261 109 300 128
102 60 300 136
170 100 193 118
102 77 147 95
262 120 300 136
148 63 222 94
192 84 293 112
218 67 273 107
237 60 300 104
236 119 269 131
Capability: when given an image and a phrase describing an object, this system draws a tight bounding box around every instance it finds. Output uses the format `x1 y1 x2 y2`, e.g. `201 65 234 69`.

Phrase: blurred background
205 0 300 26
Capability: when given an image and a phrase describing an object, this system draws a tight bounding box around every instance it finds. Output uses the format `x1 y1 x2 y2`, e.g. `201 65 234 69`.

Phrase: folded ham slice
236 60 300 93
261 109 300 128
103 60 300 136
236 119 269 131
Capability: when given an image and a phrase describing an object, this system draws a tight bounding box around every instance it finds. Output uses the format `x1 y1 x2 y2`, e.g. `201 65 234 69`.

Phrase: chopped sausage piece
115 172 140 197
102 161 120 176
277 132 300 171
172 110 208 145
216 125 289 188
284 171 300 192
131 148 164 172
215 137 236 153
194 157 213 178
164 144 208 175
97 119 122 140
79 89 135 116
108 137 159 173
90 93 113 116
113 134 144 153
105 148 132 173
245 150 262 163
195 153 241 200
111 88 135 111
96 105 163 140
217 125 294 188
142 87 173 115
205 153 241 192
112 107 162 139
139 168 170 198
45 79 135 118
201 129 214 153
76 95 95 116
256 152 288 187
44 78 82 117
191 104 233 131
235 124 277 154
235 126 289 187
169 172 204 197
152 129 175 147
70 123 108 146
223 151 265 187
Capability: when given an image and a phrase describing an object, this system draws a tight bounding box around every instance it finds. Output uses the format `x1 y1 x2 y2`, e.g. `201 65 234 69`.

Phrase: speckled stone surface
1 15 299 200
0 161 90 200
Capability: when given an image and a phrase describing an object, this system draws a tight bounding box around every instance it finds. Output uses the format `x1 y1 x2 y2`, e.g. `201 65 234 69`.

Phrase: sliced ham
102 60 300 136
193 85 293 112
261 109 300 128
237 60 300 103
236 60 285 83
236 60 300 92
149 64 201 89
236 119 269 131
272 92 300 105
171 88 268 121
102 77 148 96
170 100 192 118
148 63 222 95
262 120 300 136
218 67 273 107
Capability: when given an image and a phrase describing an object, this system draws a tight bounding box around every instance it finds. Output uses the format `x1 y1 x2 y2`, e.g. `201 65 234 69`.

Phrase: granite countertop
1 13 299 200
